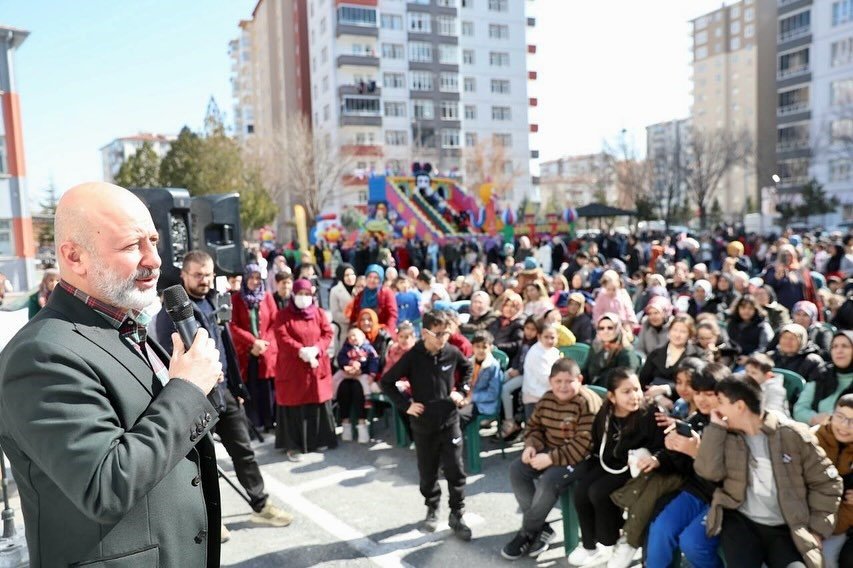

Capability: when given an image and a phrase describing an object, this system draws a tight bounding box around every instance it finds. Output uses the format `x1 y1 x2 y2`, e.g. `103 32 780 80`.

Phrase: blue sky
2 0 723 209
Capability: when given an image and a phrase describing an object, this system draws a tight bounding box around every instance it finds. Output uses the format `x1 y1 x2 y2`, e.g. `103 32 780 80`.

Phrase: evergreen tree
37 181 60 245
159 126 202 190
114 142 161 188
709 198 724 226
797 178 839 228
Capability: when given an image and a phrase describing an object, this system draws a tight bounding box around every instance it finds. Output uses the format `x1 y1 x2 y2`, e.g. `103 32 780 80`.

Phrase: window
491 105 511 120
491 79 510 94
441 129 460 148
0 220 11 256
408 12 431 33
382 43 404 59
464 77 476 92
489 51 509 66
321 47 328 63
695 16 708 30
779 11 810 39
343 97 381 115
462 0 473 7
385 101 407 117
832 37 853 67
440 101 459 120
381 14 403 29
465 132 478 146
834 1 853 26
323 105 330 121
488 0 508 11
730 21 740 34
832 78 853 105
320 17 327 33
489 24 509 39
322 75 329 92
462 21 474 36
410 71 434 91
0 136 5 176
493 133 512 146
778 48 809 76
464 104 476 119
436 16 457 35
730 37 741 50
355 132 376 145
437 0 457 6
696 31 708 44
385 130 408 146
383 72 405 88
830 158 852 181
695 46 708 59
745 24 754 38
730 5 740 17
337 6 377 27
438 44 458 64
462 49 475 64
439 72 459 92
778 86 809 111
745 7 754 21
409 41 433 63
413 99 435 119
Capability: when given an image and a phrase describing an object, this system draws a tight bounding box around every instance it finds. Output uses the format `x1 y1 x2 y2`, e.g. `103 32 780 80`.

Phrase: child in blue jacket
459 330 505 429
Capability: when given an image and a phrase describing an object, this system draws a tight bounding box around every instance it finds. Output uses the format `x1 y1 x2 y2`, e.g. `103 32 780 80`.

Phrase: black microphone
162 285 198 349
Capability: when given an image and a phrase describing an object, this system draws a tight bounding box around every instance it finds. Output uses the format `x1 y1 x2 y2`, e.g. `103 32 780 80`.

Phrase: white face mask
294 295 313 309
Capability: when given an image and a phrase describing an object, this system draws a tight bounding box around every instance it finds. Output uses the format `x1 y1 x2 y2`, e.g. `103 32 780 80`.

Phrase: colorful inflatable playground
315 163 579 245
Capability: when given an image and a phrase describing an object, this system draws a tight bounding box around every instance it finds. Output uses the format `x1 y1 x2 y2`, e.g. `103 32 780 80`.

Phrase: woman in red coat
274 278 337 461
348 264 398 336
229 263 279 431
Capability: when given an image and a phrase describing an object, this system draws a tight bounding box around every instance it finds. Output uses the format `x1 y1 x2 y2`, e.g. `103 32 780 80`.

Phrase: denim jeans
646 491 721 568
509 457 578 535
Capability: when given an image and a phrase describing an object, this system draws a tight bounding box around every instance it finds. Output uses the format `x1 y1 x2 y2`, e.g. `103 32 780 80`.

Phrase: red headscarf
357 308 380 342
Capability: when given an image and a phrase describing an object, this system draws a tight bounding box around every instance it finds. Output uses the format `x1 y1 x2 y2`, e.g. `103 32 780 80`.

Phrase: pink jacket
592 289 638 327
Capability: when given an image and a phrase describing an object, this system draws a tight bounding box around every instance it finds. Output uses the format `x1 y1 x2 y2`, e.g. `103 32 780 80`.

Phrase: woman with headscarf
769 323 826 381
230 263 279 431
686 279 722 319
329 263 357 351
636 295 673 357
791 300 834 359
561 292 594 345
273 278 336 461
487 290 526 361
763 244 823 314
586 312 642 387
592 269 638 333
348 264 398 336
639 314 702 405
726 294 774 365
356 308 393 366
28 268 60 319
712 271 737 312
266 255 289 292
794 331 853 425
459 291 497 338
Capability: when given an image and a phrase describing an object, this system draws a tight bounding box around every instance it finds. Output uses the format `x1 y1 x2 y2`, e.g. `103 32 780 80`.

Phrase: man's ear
58 241 88 277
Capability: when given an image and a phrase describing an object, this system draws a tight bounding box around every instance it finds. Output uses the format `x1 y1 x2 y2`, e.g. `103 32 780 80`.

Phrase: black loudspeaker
190 193 244 277
129 187 192 291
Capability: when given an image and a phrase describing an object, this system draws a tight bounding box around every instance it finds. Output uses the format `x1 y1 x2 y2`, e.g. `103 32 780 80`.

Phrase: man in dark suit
0 182 224 567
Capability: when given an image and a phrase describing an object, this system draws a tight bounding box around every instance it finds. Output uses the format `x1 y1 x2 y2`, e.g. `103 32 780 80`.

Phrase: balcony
777 102 809 116
338 83 381 97
337 54 380 67
778 26 810 43
776 175 808 189
776 139 811 152
341 144 383 157
777 65 810 80
335 23 379 38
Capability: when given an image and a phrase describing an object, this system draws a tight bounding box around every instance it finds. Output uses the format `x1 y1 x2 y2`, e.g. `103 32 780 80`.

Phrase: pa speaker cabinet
190 193 244 277
129 187 192 291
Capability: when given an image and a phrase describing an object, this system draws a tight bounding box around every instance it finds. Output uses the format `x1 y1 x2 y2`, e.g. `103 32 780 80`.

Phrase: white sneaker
341 423 353 442
357 423 370 444
579 545 613 567
606 539 636 568
567 545 598 565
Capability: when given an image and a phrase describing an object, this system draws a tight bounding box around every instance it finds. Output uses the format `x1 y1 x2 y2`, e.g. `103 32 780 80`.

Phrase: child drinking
333 327 380 443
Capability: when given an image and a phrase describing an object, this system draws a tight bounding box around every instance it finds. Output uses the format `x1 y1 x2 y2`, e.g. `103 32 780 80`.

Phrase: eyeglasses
423 329 452 339
597 325 615 331
831 413 853 428
187 273 213 280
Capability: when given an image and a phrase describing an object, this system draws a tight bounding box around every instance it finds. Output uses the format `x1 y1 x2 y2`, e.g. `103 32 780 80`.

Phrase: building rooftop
99 133 176 150
0 25 30 49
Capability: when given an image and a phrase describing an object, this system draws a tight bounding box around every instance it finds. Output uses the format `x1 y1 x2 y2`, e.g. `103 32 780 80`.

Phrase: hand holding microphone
163 285 223 394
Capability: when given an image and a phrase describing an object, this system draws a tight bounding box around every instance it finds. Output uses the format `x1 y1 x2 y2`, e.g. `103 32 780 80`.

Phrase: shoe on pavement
606 537 636 568
421 507 439 532
449 511 472 541
500 530 534 560
341 423 353 442
357 422 370 444
527 523 555 557
220 523 230 543
577 544 613 567
286 450 303 462
251 502 293 527
500 420 520 438
567 544 598 565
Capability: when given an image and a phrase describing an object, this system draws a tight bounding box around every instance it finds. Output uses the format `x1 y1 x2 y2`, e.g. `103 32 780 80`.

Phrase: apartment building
99 133 175 184
539 153 618 208
769 0 853 228
646 118 691 213
690 0 777 219
303 0 536 209
229 20 256 140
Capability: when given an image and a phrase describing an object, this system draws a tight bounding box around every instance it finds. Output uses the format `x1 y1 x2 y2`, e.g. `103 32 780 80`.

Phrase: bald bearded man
0 183 224 567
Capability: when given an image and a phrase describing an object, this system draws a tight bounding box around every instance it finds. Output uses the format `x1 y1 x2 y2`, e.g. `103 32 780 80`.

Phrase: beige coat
695 412 843 568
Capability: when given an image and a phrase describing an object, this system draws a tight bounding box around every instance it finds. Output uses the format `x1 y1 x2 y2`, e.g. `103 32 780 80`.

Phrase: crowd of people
16 221 853 566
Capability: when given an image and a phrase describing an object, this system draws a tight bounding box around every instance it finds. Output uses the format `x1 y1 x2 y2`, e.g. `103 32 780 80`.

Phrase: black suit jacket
0 286 221 567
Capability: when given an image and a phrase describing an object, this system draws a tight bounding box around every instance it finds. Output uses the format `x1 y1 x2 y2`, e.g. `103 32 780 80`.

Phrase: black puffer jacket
770 343 826 382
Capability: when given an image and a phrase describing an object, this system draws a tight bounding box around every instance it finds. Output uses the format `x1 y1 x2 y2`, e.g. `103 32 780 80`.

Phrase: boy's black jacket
380 340 473 430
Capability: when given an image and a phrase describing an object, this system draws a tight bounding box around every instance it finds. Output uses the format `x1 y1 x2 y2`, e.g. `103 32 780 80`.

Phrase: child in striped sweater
501 359 603 560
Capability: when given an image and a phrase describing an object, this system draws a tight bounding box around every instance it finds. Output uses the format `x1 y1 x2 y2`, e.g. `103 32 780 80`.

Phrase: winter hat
523 257 539 270
693 280 712 297
293 278 313 294
727 241 744 257
792 301 818 325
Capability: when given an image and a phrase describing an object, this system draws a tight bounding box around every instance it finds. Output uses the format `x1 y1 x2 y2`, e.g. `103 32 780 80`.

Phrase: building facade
646 118 692 218
539 153 618 209
0 25 35 291
690 0 777 219
99 133 175 184
229 19 256 140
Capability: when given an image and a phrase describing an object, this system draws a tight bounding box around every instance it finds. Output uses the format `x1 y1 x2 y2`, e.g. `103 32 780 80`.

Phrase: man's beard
90 258 159 311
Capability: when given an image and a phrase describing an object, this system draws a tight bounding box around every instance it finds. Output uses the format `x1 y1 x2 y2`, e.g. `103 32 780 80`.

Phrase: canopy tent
576 203 638 218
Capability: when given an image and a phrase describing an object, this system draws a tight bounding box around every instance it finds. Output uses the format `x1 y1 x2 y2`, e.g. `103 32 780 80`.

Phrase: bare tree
603 136 658 222
463 136 523 202
680 127 753 229
245 114 353 224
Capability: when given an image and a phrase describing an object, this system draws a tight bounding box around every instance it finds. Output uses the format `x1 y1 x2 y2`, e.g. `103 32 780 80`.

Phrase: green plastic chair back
586 384 608 400
491 347 510 371
559 343 591 371
823 322 838 335
773 367 806 408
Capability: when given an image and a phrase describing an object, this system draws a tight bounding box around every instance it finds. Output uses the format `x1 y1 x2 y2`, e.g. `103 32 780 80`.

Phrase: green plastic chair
367 393 411 448
559 343 591 372
773 367 806 411
560 486 580 553
823 322 838 335
491 347 510 371
464 413 505 474
586 384 608 399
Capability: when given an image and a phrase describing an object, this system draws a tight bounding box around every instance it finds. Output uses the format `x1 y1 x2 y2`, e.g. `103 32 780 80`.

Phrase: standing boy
695 376 842 568
381 309 474 540
501 359 601 560
743 353 790 418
